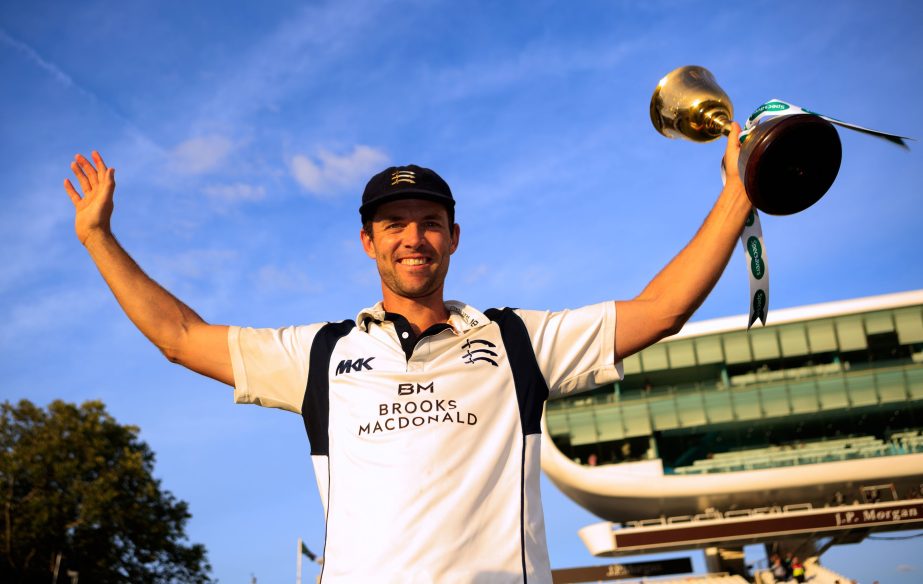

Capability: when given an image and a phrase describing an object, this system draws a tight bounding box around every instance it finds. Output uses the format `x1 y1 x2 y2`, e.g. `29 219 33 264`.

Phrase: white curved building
542 290 923 530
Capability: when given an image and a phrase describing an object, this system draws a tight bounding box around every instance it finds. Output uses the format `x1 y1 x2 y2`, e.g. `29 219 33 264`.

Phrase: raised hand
64 151 116 246
721 122 744 188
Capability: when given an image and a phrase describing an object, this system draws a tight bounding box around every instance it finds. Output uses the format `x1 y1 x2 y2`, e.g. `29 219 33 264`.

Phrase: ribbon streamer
741 210 768 328
733 99 910 328
721 164 769 329
740 99 912 147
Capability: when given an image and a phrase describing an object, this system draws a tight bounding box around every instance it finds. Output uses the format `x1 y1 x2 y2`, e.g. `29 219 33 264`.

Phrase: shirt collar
355 300 489 333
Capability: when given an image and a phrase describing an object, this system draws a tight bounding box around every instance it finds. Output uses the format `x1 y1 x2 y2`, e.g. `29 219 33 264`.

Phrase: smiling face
360 199 460 305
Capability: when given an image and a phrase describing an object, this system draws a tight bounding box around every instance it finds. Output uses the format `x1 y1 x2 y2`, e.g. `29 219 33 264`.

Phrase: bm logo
336 357 375 375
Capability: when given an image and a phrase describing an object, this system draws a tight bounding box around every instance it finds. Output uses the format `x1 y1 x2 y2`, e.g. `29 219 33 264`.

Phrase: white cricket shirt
229 301 620 583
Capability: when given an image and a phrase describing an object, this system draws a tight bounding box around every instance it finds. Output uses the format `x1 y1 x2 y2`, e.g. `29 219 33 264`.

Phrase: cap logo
391 170 416 186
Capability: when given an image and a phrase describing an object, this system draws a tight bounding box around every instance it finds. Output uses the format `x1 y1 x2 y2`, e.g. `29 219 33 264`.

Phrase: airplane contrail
0 28 163 153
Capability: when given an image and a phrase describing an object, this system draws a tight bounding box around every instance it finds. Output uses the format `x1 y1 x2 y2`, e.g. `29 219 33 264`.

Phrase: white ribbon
740 99 911 147
741 210 768 328
733 99 909 328
722 163 768 329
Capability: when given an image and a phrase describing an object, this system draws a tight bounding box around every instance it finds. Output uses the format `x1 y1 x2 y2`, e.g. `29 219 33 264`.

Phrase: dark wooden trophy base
739 114 842 215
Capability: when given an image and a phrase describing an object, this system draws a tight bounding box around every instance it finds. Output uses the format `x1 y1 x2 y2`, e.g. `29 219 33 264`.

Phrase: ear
360 227 376 259
449 223 460 254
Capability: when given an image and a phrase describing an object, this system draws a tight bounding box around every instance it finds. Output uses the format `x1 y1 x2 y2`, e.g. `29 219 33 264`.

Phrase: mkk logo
336 357 375 375
461 339 498 367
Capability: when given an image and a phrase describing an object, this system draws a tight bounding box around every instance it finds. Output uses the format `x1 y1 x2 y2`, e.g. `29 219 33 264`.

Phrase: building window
807 320 837 353
779 324 810 357
836 315 867 352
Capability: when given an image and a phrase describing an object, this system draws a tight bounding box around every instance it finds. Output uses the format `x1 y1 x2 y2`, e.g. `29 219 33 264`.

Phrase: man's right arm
65 152 233 386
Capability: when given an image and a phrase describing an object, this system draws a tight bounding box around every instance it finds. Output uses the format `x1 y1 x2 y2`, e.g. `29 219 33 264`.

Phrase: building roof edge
671 289 923 341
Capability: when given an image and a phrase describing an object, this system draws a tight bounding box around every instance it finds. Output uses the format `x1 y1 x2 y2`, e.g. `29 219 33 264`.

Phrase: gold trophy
650 65 841 215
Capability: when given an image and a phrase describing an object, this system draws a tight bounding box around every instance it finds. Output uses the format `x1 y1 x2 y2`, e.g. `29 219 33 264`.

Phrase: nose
402 222 426 248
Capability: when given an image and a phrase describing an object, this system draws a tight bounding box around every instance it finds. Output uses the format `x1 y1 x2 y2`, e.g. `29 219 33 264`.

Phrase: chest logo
335 357 375 375
461 339 498 367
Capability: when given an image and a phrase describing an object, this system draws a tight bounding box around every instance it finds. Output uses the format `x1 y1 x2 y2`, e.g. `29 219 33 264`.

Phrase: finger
75 154 98 187
727 121 742 146
70 161 92 193
64 179 82 205
92 151 109 182
724 123 741 163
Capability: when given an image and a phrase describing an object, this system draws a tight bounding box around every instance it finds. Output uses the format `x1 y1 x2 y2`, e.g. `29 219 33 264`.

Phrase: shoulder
509 302 615 333
230 320 356 356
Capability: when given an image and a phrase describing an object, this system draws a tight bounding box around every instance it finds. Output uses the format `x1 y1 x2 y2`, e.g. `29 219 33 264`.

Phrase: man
64 124 751 583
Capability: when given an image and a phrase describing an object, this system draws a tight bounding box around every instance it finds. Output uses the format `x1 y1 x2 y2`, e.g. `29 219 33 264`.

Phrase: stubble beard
379 258 450 301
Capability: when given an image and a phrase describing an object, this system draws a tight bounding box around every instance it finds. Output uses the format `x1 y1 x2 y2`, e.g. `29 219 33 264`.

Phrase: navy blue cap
359 165 454 223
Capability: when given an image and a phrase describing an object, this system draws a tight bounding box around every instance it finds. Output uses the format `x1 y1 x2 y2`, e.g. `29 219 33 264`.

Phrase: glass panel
676 392 706 427
865 312 895 335
846 372 878 407
545 410 570 435
760 385 791 417
650 397 679 431
668 340 696 368
751 329 780 360
724 332 753 364
895 308 923 344
817 378 849 409
623 353 641 375
641 344 668 372
568 410 599 446
836 315 867 351
807 320 837 353
731 387 761 421
906 367 923 399
876 370 907 403
621 402 652 438
704 390 734 423
596 405 626 442
779 324 810 357
788 381 819 414
695 336 724 364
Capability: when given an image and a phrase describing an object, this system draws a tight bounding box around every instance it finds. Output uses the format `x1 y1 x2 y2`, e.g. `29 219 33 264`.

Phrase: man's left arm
614 122 751 361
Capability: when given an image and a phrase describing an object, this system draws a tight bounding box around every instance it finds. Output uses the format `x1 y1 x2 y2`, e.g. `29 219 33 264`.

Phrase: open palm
64 151 116 245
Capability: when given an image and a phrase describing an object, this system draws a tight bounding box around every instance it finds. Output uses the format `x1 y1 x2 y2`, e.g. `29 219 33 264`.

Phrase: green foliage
0 399 213 583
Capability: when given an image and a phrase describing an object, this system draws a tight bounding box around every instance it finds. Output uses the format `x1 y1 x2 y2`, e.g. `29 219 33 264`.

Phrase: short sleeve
228 323 326 413
514 302 622 398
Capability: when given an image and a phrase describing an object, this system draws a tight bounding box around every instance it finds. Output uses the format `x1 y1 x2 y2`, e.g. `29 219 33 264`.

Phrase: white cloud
257 265 319 295
463 263 490 285
290 145 388 197
202 183 267 203
197 1 385 125
897 563 918 573
0 287 108 347
169 136 234 175
150 248 239 283
424 38 638 103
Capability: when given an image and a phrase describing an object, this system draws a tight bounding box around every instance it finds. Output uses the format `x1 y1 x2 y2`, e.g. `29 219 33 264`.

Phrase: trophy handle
704 110 732 137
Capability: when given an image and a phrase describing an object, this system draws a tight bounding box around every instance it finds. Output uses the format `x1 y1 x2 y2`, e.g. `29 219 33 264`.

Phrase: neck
380 289 449 335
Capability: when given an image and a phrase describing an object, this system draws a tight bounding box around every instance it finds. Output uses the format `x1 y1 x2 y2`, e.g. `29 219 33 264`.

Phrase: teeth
401 258 427 265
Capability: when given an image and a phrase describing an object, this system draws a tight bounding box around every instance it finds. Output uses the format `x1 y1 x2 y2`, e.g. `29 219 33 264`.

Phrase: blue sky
2 0 922 581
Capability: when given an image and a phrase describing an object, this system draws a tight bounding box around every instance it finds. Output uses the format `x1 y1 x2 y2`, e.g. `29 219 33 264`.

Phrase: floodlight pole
296 537 303 584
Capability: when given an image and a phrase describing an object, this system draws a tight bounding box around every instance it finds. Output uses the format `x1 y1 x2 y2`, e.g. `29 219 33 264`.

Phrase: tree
0 399 213 583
